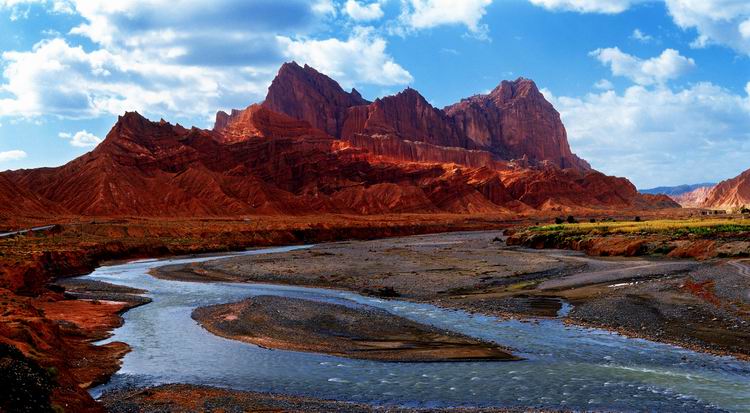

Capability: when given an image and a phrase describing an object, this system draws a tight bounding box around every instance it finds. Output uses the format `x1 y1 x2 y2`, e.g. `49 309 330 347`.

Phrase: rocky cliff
262 62 589 170
445 79 590 170
702 168 750 211
0 62 675 219
262 62 369 138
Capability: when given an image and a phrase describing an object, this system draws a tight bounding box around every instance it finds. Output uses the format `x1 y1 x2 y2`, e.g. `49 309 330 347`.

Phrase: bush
554 217 564 225
566 215 577 224
589 218 596 223
634 216 641 222
741 207 750 214
0 343 55 413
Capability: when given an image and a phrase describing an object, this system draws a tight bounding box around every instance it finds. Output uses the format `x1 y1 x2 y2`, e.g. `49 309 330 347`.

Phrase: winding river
88 245 750 412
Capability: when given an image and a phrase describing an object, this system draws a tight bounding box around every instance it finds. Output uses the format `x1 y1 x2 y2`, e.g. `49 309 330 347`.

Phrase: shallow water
88 246 750 412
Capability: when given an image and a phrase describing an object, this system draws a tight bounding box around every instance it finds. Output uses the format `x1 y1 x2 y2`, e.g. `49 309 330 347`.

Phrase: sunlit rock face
703 169 750 210
264 62 589 171
0 62 677 218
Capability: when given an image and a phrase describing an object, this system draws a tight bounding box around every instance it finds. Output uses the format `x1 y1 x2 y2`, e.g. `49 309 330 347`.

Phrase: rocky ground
155 230 750 359
562 261 750 357
192 295 518 362
0 281 144 412
152 231 567 316
99 384 548 413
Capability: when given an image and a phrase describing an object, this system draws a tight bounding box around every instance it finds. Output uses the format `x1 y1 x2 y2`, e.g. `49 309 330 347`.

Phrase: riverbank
99 384 539 413
4 218 750 411
0 281 145 412
192 295 519 362
0 215 514 411
506 218 750 259
153 231 750 360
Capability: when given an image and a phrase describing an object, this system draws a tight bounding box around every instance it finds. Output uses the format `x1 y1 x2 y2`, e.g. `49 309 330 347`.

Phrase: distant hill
702 168 750 211
639 183 716 208
639 183 716 196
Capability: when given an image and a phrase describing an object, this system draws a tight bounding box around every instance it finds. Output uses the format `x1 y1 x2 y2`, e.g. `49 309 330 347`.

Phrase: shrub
0 343 55 413
554 217 564 225
566 215 577 224
634 216 641 222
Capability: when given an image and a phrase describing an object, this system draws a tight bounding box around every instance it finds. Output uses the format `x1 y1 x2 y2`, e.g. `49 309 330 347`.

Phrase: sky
0 0 748 189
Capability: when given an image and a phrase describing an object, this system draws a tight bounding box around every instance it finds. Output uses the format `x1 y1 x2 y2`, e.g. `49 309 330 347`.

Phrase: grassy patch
505 280 540 292
529 219 750 237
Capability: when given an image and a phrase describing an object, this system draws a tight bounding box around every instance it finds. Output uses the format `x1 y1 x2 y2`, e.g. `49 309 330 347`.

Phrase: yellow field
531 218 750 235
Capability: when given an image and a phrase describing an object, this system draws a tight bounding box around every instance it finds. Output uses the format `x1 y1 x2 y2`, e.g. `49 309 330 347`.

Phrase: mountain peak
262 62 588 170
489 77 541 103
98 111 189 155
262 61 370 137
118 111 148 125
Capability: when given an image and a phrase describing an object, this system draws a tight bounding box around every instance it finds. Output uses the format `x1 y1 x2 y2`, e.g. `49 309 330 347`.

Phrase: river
87 245 750 412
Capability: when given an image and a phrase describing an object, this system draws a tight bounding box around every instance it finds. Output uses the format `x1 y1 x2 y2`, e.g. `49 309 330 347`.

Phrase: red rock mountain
0 63 676 219
0 174 65 220
263 62 589 170
262 62 369 138
671 186 713 208
702 168 750 211
445 80 590 170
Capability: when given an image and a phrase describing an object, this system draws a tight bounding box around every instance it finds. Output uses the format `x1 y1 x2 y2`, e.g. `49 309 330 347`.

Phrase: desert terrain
0 60 746 412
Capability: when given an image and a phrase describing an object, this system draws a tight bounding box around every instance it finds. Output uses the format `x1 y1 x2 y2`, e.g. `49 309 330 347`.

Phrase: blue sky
0 0 748 188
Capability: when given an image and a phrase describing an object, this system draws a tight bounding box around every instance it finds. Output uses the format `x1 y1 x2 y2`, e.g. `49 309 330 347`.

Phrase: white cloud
546 83 750 187
631 28 653 42
740 18 750 39
594 78 614 90
528 0 750 55
590 47 695 85
344 0 384 21
396 0 492 38
279 27 413 87
313 0 337 16
0 1 414 122
0 149 27 162
0 37 267 120
665 0 750 55
59 130 102 147
0 0 73 19
528 0 644 14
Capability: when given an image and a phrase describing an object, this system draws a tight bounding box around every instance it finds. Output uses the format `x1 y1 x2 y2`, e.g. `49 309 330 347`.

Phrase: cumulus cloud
312 0 337 16
0 0 73 19
665 0 750 54
631 28 653 42
0 149 27 162
0 1 413 122
396 0 493 38
528 0 644 14
590 47 695 85
0 37 267 120
344 0 384 21
59 130 102 147
279 27 413 87
594 78 614 90
545 83 750 187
